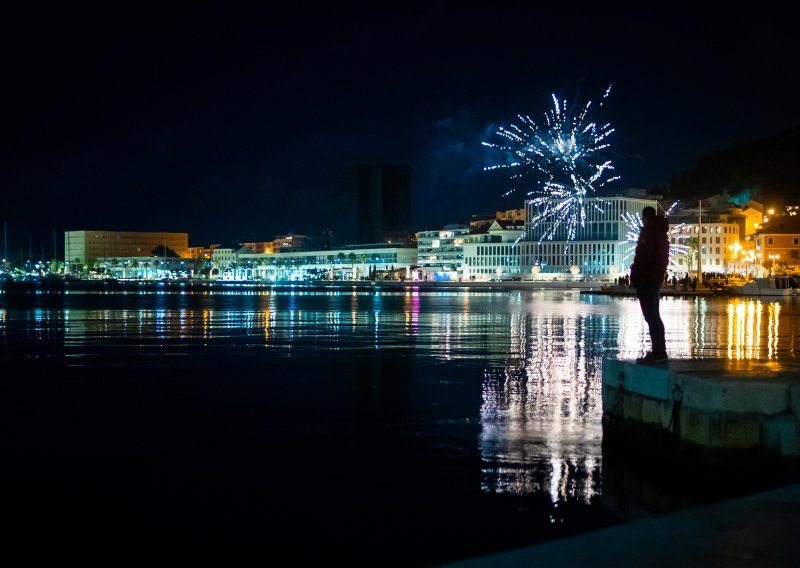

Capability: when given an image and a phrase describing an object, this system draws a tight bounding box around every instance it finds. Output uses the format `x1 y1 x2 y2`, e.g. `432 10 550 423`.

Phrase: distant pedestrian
630 206 669 363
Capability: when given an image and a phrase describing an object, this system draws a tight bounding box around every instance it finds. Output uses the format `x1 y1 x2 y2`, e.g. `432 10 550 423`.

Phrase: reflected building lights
768 302 780 359
479 303 603 506
694 298 707 354
25 287 800 370
9 287 800 525
202 309 211 340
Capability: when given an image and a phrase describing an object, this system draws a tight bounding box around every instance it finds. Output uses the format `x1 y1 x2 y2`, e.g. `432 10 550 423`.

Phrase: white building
461 219 525 281
520 196 657 278
238 244 417 281
211 246 251 272
668 220 741 274
415 224 473 281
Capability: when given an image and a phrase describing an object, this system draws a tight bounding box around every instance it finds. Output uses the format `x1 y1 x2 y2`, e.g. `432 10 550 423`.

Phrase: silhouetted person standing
630 206 669 363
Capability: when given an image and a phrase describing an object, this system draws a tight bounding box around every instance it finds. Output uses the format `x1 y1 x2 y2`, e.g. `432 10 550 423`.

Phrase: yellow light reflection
727 299 764 360
768 302 780 358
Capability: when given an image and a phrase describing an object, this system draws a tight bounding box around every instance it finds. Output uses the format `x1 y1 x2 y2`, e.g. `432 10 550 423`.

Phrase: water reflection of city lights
479 305 603 505
724 300 785 361
768 302 780 358
8 287 800 524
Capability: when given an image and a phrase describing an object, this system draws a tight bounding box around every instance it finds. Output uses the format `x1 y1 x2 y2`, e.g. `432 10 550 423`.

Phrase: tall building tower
332 164 411 247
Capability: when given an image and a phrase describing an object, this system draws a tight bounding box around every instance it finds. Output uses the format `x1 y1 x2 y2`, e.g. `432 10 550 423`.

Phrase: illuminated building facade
211 246 251 270
520 196 657 276
241 241 275 254
754 217 800 272
416 224 472 280
272 234 307 251
237 244 417 281
461 219 525 281
669 220 741 273
64 230 189 264
188 246 214 260
332 164 411 247
495 208 525 222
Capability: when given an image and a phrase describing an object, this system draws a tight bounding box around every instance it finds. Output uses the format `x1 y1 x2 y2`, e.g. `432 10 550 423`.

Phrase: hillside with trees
663 126 800 206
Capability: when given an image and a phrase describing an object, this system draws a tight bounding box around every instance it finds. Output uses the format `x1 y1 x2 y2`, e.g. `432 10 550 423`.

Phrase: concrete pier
442 359 800 567
442 482 800 567
602 358 800 466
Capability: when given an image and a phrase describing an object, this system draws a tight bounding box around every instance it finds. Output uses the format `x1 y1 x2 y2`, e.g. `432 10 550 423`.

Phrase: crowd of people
614 271 754 292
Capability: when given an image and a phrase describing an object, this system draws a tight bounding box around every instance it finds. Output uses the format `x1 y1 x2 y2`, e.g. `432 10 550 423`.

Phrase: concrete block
711 415 760 449
602 359 625 387
679 377 716 410
641 398 670 428
602 384 620 411
718 382 790 415
681 377 789 415
790 384 800 420
764 417 800 457
681 409 711 447
623 364 671 401
622 395 642 423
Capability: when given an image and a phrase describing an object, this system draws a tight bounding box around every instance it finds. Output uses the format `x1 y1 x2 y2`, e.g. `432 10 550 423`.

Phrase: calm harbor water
1 284 799 564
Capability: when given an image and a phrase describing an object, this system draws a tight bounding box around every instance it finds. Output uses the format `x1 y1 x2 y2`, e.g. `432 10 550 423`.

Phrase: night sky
3 2 799 254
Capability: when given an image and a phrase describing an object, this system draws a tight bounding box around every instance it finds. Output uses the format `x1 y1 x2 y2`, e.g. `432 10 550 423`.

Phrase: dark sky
2 2 799 253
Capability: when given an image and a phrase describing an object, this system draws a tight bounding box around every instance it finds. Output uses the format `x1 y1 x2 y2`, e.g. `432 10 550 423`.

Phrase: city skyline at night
3 3 799 253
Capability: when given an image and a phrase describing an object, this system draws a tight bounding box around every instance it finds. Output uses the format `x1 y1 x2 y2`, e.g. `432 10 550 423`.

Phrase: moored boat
726 276 799 297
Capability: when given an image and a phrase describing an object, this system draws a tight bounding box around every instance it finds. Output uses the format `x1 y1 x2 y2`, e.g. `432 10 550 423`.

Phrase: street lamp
728 242 743 275
768 253 780 276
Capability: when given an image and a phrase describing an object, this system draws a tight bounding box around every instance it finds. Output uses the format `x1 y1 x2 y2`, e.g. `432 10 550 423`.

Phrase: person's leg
637 282 666 355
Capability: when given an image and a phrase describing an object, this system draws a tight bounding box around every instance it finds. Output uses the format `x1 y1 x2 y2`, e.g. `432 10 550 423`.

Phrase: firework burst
620 202 691 270
484 85 620 243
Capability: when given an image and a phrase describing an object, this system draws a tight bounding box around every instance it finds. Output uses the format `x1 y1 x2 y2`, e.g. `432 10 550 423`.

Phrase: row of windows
526 199 652 224
527 222 622 241
522 242 616 254
244 254 403 265
525 255 614 267
86 236 186 244
676 258 722 266
464 257 520 266
471 268 523 274
686 236 735 244
764 237 800 246
527 228 621 242
475 245 516 256
674 226 738 234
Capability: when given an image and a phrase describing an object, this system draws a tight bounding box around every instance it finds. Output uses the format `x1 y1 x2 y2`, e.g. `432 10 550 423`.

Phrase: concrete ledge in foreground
440 482 800 567
602 358 800 459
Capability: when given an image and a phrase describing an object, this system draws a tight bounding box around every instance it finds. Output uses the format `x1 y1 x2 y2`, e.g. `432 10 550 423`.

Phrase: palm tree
685 237 699 275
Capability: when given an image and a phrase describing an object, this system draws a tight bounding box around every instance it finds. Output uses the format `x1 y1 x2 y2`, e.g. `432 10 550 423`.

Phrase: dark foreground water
2 284 799 564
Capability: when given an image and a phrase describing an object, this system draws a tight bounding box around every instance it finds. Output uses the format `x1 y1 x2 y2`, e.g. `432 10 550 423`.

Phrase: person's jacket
630 215 669 286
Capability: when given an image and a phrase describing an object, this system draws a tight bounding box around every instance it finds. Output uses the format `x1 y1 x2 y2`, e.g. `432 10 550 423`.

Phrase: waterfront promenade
0 276 727 297
444 481 800 567
446 356 800 566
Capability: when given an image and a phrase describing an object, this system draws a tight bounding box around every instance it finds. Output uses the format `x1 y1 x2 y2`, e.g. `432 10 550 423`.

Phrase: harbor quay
441 482 800 567
0 275 729 296
442 358 800 567
601 358 800 467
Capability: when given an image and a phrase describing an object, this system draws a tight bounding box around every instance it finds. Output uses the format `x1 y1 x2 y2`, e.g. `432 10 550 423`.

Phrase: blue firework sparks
484 85 620 242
